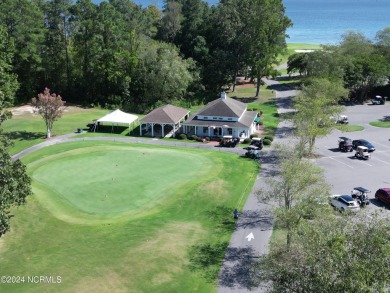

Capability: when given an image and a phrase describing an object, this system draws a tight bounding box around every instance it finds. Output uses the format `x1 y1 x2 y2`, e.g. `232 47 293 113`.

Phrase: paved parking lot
313 102 390 212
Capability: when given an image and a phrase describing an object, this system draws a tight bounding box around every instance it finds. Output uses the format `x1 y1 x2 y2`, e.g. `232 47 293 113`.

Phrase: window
213 117 217 120
228 128 232 135
228 118 232 121
204 116 208 119
203 127 208 133
218 117 223 120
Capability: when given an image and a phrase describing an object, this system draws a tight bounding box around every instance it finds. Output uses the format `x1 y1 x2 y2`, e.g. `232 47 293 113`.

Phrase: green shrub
263 135 274 141
263 139 271 145
178 133 187 140
205 137 210 141
191 134 198 140
257 121 263 125
250 134 259 139
243 138 252 144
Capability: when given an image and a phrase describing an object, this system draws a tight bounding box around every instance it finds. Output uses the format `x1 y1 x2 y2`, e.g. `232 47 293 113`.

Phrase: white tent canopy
95 109 138 133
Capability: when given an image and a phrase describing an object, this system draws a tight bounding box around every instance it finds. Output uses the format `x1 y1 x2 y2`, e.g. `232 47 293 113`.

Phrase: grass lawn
369 120 390 128
3 107 112 155
0 140 258 292
340 124 365 132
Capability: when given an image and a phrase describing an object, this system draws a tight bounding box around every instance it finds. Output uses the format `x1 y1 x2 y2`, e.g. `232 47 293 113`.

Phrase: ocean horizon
93 0 390 45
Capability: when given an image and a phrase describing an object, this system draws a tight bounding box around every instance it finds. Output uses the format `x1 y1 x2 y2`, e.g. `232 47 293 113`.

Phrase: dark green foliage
0 27 32 236
178 133 187 140
190 134 198 140
259 215 390 292
263 135 274 141
243 138 251 144
249 134 259 139
263 139 271 145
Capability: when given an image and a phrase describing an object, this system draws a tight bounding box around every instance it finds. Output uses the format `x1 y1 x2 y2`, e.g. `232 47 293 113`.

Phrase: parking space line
328 157 354 168
357 160 373 167
371 141 390 149
371 157 390 165
376 150 390 157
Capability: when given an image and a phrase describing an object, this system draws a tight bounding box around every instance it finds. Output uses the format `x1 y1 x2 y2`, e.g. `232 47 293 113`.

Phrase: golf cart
250 137 263 150
371 95 385 105
338 137 353 152
351 187 370 207
336 115 349 124
219 135 239 148
244 146 261 160
355 145 371 160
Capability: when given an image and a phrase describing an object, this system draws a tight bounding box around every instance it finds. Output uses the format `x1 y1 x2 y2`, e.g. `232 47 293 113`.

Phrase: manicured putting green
29 145 211 223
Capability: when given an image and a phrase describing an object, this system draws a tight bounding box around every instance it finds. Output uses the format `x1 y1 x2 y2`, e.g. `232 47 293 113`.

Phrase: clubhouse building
139 92 259 139
182 92 258 139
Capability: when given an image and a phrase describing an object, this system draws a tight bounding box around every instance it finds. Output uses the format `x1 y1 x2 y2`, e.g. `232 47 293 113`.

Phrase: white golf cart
354 145 371 160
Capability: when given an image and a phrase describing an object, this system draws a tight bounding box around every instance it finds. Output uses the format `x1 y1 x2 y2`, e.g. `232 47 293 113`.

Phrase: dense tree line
287 29 390 103
0 26 32 237
0 0 290 113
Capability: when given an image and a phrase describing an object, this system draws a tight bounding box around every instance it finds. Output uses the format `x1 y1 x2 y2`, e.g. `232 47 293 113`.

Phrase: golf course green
29 145 212 224
0 140 258 292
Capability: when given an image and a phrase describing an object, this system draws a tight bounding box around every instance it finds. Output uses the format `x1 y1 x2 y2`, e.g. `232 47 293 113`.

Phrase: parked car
352 139 375 152
371 95 385 105
328 194 360 213
374 188 390 205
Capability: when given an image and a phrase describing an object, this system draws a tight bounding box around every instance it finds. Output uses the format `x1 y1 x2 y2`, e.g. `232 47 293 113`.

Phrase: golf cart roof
222 135 233 139
339 136 351 141
357 145 368 150
252 137 262 141
353 187 371 193
245 145 258 150
339 115 348 119
375 95 382 98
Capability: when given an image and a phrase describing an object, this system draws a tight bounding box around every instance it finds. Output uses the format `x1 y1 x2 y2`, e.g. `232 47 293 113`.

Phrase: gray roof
140 104 190 124
196 95 247 118
183 111 258 128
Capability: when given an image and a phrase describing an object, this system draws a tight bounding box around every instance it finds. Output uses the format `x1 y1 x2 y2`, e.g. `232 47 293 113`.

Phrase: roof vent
220 91 227 99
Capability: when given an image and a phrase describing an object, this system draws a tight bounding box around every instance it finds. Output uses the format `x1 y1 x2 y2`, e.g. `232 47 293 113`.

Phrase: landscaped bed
0 140 258 292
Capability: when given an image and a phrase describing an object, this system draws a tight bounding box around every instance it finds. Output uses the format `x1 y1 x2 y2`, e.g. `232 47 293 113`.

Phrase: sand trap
10 105 35 115
295 49 316 53
10 104 71 115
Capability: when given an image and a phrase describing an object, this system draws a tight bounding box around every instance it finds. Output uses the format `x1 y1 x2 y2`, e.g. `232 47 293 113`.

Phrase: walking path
11 75 297 293
217 76 297 293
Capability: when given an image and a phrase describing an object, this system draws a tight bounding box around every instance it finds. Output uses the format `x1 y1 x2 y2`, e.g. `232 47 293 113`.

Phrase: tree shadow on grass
5 131 45 141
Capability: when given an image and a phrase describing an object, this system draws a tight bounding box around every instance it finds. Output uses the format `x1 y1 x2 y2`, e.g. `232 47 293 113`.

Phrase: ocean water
283 0 390 44
98 0 390 45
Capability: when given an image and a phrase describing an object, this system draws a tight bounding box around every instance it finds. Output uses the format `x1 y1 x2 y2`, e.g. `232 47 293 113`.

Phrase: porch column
162 124 165 137
140 122 142 136
151 123 154 137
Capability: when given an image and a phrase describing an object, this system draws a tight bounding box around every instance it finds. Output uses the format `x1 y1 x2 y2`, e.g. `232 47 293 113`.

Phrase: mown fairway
0 141 258 292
